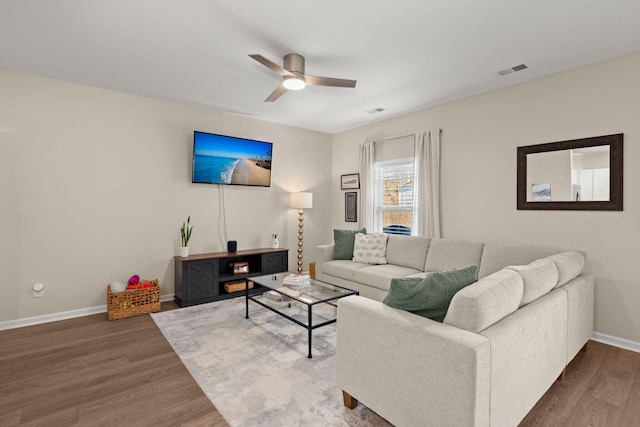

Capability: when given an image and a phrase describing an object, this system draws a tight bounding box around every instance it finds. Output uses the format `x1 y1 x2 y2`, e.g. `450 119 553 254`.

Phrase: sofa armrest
315 244 334 281
337 295 491 427
562 273 594 363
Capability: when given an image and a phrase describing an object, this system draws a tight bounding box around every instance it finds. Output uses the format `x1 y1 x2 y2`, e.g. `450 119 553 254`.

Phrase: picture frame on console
345 192 357 222
341 173 360 190
233 262 249 274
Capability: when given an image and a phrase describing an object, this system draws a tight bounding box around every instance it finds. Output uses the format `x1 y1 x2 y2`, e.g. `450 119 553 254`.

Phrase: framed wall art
345 192 357 222
341 173 360 190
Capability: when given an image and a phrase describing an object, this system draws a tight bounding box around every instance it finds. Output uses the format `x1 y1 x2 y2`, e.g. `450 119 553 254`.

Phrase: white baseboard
592 332 640 353
0 294 175 331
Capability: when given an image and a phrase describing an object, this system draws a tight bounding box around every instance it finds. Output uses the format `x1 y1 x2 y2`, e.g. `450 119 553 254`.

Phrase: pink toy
127 274 140 285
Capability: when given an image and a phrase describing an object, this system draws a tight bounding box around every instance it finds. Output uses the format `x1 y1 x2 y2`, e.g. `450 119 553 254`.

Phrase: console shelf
174 248 288 307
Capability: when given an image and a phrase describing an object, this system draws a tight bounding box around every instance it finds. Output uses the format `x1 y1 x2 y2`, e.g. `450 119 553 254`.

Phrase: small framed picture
345 192 357 222
233 262 249 274
531 183 551 202
341 173 360 190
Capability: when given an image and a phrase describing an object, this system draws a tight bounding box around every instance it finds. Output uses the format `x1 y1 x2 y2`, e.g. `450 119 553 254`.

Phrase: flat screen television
192 131 273 187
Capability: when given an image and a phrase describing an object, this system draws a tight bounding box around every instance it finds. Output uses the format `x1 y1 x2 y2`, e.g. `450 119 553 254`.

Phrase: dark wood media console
174 248 288 307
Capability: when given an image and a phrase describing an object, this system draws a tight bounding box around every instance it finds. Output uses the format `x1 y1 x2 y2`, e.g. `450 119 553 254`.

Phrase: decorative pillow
352 233 388 265
332 228 366 260
383 265 478 322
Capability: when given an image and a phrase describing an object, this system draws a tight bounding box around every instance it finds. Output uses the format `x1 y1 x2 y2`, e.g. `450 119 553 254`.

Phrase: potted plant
179 216 193 257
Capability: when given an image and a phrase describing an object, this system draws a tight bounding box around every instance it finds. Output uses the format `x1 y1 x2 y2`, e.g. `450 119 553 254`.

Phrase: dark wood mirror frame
517 134 623 211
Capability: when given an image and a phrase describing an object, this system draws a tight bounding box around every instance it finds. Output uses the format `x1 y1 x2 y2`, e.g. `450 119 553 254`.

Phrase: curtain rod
374 129 442 143
375 132 413 143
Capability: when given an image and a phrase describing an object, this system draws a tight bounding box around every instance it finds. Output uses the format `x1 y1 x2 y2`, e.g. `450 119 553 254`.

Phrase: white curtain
359 141 375 231
413 130 441 238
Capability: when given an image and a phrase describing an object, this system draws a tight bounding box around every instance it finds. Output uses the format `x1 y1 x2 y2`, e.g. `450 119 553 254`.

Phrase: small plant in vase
180 216 193 257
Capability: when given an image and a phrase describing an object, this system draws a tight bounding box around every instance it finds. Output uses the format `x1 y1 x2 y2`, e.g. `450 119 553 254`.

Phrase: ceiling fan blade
304 74 357 88
249 54 294 77
265 84 287 102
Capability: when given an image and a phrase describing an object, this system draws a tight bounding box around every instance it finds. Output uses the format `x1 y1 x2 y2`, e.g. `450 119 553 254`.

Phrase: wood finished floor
1 301 639 427
0 301 227 427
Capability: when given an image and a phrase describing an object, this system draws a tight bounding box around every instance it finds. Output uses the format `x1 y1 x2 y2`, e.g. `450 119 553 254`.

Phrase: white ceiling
1 0 639 134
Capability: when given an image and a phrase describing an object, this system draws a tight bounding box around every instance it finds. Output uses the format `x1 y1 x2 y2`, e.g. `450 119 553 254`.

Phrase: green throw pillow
332 228 366 260
383 265 478 322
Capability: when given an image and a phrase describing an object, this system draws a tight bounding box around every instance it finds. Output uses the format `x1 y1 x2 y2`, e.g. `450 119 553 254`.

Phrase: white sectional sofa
315 235 593 427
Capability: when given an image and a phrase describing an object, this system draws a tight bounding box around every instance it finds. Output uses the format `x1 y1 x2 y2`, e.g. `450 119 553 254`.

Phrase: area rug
151 297 391 427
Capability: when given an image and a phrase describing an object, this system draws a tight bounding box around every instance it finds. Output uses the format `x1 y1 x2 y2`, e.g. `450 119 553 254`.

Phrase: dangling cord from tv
218 184 229 249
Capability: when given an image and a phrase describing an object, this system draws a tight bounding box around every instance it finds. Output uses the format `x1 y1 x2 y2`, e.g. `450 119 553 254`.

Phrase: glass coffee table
246 272 358 358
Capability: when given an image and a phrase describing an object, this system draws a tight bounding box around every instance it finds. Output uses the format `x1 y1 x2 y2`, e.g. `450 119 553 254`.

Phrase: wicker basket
107 279 161 320
224 280 254 294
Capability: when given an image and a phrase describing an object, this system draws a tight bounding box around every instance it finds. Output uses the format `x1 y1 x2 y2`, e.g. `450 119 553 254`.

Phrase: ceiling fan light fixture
283 76 306 90
249 53 356 102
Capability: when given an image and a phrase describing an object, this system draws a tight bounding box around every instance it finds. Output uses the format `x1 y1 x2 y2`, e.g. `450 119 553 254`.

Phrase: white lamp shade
290 192 313 209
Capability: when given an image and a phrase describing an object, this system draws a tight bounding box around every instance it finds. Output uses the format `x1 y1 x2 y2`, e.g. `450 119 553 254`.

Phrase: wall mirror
517 134 623 210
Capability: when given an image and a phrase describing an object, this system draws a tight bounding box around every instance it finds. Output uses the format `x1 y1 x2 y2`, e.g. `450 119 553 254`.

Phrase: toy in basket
107 278 160 320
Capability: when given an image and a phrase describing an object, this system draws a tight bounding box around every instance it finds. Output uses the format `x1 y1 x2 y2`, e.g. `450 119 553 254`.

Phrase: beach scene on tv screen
193 133 272 186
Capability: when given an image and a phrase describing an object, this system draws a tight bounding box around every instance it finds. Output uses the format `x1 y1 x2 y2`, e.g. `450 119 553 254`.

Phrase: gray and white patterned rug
151 297 391 427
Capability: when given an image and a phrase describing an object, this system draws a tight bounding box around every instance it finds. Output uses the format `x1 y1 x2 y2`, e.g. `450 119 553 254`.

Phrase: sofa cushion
383 265 478 322
385 235 431 271
506 259 559 307
478 244 564 278
322 260 371 281
353 233 388 265
546 251 586 287
424 239 485 273
403 271 430 279
333 228 366 260
443 269 524 333
353 264 423 292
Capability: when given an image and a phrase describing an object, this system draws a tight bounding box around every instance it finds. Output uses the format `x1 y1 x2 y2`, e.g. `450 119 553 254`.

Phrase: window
360 131 440 237
373 158 416 235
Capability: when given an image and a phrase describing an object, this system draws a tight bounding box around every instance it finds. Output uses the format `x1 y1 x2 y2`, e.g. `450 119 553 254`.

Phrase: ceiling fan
249 53 357 102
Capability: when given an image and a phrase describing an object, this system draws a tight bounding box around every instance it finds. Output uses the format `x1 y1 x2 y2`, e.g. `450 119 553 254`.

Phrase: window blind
373 158 416 234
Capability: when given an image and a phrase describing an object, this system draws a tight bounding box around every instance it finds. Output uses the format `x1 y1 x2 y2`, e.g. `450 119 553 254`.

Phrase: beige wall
0 68 333 322
332 52 640 343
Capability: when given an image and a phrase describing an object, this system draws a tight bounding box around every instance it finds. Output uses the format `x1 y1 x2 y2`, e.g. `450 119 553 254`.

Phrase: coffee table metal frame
245 272 358 358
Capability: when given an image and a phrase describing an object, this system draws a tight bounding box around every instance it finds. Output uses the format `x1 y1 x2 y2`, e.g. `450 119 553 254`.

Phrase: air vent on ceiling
497 64 528 76
367 107 385 114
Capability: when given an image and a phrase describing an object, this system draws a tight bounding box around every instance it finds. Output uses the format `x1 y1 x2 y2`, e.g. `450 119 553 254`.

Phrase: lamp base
297 209 304 273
